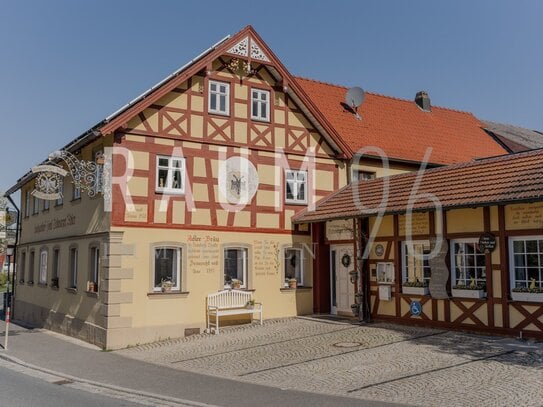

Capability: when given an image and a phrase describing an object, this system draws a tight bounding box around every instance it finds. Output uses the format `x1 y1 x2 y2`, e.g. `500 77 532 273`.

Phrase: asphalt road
0 366 138 407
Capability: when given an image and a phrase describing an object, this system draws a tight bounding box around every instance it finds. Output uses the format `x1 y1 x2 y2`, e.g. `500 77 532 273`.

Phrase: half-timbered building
6 26 521 348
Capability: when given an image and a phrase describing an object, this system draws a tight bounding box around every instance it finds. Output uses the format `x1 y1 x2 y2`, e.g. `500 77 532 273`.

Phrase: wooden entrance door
330 245 355 315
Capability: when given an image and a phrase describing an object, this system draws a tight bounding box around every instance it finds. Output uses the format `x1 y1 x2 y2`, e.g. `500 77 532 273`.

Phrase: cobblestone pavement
117 317 543 407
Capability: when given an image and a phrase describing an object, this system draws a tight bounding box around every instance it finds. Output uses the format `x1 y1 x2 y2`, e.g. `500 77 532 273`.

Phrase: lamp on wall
6 245 14 257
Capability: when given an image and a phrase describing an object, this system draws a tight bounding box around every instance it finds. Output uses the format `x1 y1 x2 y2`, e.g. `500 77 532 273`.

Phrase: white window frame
284 247 304 286
90 246 100 286
509 236 543 290
156 156 186 194
208 80 230 116
73 184 81 201
223 247 248 289
69 247 78 289
32 196 39 214
153 247 181 292
401 240 432 284
285 170 308 205
450 238 486 288
251 88 270 122
39 249 48 285
43 198 50 211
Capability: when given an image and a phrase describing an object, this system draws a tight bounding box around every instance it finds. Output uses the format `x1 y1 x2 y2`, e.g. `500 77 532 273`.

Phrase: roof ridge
294 75 477 115
483 119 543 134
363 148 543 185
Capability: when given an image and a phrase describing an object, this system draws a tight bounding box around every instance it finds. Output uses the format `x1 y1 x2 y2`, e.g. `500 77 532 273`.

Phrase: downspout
6 195 20 318
357 217 371 322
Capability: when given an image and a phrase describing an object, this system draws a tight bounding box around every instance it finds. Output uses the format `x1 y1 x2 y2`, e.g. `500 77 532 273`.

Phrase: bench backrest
207 290 252 309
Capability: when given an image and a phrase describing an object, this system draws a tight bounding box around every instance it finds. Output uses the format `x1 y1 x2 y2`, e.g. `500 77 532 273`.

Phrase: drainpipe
6 195 20 318
357 217 371 323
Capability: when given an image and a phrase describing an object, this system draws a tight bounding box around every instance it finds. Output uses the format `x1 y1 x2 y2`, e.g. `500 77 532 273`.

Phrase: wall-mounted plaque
478 233 496 253
341 253 351 268
374 244 384 257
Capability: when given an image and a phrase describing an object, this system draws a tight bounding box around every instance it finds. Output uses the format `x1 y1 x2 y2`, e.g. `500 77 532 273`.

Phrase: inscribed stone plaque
428 236 449 299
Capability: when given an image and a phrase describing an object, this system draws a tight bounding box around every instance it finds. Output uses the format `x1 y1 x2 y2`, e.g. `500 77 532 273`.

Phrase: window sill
37 283 48 288
280 286 312 292
26 281 34 286
85 291 99 298
65 287 78 294
285 201 308 206
251 117 270 123
223 287 255 292
50 286 59 291
147 291 189 297
155 189 185 196
71 198 81 203
208 110 230 118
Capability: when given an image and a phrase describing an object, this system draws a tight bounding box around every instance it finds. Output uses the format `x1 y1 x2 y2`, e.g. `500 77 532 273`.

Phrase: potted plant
452 277 486 299
161 278 174 293
511 278 543 303
288 278 297 289
87 281 96 293
402 279 429 295
245 299 255 309
231 279 242 289
51 277 59 289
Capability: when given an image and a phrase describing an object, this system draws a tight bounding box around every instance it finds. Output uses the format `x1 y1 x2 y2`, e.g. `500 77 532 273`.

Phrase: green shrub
0 273 8 288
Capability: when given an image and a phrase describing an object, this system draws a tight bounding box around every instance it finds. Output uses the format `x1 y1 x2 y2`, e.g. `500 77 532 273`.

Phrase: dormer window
251 89 270 122
208 80 230 116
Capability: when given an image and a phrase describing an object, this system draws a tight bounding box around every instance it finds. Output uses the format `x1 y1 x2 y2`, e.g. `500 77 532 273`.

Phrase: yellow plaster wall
113 227 313 345
505 202 543 230
446 208 484 233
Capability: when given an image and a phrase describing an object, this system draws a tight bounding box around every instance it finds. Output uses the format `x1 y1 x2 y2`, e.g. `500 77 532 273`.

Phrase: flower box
451 288 486 299
511 291 543 303
402 286 429 296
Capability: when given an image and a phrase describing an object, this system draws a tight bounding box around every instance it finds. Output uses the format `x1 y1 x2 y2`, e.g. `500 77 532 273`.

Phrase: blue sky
1 1 542 199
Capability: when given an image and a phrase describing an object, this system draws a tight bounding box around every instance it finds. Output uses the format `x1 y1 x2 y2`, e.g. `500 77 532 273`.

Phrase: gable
123 53 337 158
101 26 346 159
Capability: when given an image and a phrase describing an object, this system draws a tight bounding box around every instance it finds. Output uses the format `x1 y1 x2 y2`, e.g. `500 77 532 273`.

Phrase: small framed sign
478 233 497 253
341 253 351 268
374 244 385 257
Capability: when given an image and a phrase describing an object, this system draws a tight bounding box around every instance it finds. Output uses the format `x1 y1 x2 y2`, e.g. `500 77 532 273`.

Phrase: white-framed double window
224 247 248 288
56 182 64 206
450 239 486 288
73 184 81 201
251 88 270 121
153 247 181 292
509 236 543 290
208 80 230 115
156 156 185 194
39 249 48 285
401 240 431 284
28 250 35 283
284 247 304 286
25 191 30 217
285 170 307 204
43 198 50 212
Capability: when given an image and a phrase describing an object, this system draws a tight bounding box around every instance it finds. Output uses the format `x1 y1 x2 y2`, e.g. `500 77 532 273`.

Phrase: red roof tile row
293 149 543 223
295 77 508 165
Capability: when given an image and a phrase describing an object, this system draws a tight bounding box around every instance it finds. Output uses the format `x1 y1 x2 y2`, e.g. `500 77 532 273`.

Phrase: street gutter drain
52 379 74 386
333 341 362 348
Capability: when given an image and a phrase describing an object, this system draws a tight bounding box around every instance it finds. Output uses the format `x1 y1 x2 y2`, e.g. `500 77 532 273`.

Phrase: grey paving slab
118 317 543 407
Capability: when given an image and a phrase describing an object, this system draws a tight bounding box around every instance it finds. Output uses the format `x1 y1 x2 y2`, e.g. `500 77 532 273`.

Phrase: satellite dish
345 87 365 120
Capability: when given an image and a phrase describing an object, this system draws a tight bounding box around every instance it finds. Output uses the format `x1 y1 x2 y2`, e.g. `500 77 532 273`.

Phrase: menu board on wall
187 235 220 274
326 219 354 241
507 203 543 229
254 239 280 276
399 212 429 236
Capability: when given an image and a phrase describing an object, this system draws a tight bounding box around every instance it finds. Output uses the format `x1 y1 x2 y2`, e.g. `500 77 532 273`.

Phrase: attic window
209 80 230 116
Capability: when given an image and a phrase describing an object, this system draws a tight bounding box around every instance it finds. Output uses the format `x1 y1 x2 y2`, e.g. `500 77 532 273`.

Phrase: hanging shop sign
478 233 497 253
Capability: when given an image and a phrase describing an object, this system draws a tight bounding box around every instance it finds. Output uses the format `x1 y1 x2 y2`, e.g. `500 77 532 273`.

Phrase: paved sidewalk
0 319 392 407
118 317 543 407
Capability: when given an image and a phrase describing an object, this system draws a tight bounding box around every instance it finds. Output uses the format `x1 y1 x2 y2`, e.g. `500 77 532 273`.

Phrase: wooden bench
206 290 263 334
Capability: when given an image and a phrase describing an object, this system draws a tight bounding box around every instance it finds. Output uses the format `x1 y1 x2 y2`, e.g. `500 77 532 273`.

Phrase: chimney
415 91 431 112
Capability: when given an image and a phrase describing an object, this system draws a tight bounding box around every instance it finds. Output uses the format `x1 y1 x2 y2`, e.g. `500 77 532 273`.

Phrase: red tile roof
295 77 508 165
293 149 543 223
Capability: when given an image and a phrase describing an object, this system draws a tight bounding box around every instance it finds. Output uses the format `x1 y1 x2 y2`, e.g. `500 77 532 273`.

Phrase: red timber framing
100 26 351 157
365 208 543 340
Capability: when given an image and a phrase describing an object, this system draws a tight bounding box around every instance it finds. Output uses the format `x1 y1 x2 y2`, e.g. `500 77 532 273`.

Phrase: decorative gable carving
227 36 270 62
227 37 249 57
250 41 270 62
